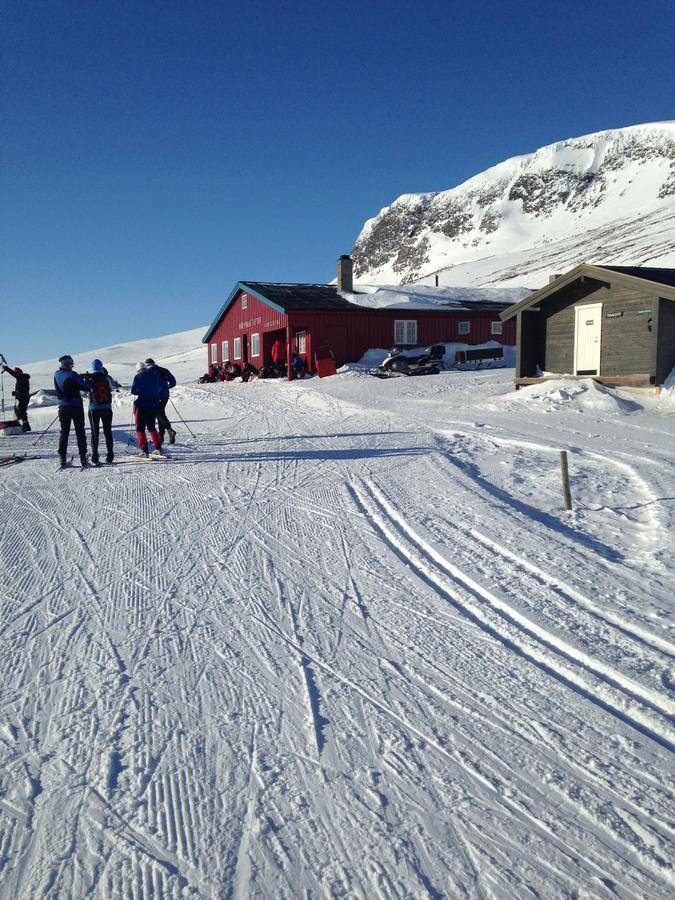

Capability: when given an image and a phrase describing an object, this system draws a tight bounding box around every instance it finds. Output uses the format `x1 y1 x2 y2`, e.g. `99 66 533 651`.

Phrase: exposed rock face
351 123 675 287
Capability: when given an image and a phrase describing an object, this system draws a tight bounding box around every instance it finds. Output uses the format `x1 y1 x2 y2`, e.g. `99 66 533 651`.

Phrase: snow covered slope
352 122 675 288
1 333 674 897
17 326 208 392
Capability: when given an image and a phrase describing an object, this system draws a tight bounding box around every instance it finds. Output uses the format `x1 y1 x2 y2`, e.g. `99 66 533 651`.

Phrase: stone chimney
337 255 353 292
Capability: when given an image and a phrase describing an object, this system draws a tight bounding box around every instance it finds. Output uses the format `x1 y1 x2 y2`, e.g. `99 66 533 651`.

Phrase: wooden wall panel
541 279 657 376
656 299 675 384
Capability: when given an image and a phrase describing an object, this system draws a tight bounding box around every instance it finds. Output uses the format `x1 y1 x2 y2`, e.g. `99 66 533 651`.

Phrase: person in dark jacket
85 358 120 464
131 364 164 457
0 354 31 431
144 358 177 444
53 355 93 467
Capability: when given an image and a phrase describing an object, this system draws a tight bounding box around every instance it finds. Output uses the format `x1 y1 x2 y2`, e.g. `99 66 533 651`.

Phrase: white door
574 304 602 375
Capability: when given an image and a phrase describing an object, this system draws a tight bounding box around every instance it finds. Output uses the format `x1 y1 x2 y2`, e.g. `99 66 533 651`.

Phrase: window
394 320 417 345
251 333 260 357
222 340 229 361
296 331 307 353
241 294 248 310
458 321 471 335
491 321 502 335
233 337 242 359
211 343 218 363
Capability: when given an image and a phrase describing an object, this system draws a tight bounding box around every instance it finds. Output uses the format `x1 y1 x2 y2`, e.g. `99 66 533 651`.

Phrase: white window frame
458 321 471 335
241 294 248 310
222 340 229 361
251 333 260 357
491 321 502 335
211 343 218 364
394 320 417 345
296 331 307 353
233 337 242 360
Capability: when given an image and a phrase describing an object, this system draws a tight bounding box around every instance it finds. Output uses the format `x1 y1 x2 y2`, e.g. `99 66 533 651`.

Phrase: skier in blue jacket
131 364 164 457
144 358 177 444
53 355 93 468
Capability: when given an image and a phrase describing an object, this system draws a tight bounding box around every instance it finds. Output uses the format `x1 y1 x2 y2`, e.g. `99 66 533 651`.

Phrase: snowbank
494 377 642 414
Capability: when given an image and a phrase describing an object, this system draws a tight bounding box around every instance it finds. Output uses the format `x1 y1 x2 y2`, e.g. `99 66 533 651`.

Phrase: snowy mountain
352 122 675 288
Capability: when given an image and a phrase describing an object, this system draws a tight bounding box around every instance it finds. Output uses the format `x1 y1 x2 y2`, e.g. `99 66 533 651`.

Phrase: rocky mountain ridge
351 123 675 288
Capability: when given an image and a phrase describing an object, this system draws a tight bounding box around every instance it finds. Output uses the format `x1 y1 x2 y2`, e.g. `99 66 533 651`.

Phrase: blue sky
2 0 674 364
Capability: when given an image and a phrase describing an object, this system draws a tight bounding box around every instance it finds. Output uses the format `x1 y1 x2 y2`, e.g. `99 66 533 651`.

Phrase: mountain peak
352 122 675 289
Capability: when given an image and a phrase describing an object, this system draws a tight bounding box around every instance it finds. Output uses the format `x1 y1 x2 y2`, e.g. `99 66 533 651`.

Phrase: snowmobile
371 344 445 378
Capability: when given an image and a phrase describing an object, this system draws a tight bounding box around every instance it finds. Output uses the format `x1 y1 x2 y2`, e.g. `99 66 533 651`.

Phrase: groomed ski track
0 371 674 898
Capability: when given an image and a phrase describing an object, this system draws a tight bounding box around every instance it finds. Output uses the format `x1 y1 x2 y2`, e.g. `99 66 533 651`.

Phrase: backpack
90 372 112 405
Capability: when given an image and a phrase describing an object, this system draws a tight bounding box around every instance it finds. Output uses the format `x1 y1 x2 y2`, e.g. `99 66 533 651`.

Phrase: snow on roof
342 284 532 311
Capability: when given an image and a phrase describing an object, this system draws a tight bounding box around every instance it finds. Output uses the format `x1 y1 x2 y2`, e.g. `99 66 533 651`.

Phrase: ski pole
32 413 59 446
169 398 196 438
126 412 136 451
0 353 6 416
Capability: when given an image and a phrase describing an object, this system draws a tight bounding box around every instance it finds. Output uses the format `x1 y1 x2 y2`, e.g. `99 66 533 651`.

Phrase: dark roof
240 282 356 311
500 263 675 321
203 279 519 342
244 282 512 313
596 266 675 288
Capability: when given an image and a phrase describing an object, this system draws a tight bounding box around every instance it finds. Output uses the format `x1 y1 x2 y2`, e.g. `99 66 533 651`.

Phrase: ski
119 453 172 463
0 454 23 467
0 454 44 467
58 455 75 471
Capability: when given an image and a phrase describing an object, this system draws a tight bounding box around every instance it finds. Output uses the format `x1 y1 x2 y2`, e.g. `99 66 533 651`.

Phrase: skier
144 358 176 444
131 362 164 457
85 358 120 465
0 354 31 432
53 355 93 468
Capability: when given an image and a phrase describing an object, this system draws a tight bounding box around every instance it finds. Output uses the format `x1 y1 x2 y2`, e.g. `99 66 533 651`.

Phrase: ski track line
353 478 675 754
250 607 661 891
379 625 675 844
463 520 675 658
280 580 326 761
427 412 675 465
426 446 673 641
423 448 675 657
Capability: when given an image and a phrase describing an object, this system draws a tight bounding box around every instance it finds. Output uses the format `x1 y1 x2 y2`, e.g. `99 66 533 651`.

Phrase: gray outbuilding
500 264 675 389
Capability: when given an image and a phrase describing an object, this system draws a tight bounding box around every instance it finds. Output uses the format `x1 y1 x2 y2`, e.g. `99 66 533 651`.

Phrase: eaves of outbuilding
499 264 675 321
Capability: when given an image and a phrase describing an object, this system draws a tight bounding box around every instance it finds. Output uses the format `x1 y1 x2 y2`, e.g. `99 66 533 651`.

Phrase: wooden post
560 450 572 511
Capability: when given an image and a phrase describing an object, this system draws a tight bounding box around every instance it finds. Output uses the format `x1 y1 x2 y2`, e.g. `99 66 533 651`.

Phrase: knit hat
59 355 74 367
144 358 155 367
91 359 103 372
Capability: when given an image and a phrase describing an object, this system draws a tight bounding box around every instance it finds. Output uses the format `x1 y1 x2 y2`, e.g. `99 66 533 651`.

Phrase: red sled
314 346 337 378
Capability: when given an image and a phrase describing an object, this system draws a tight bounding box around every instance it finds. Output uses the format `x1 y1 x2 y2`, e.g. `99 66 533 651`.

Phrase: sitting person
291 353 306 379
241 362 259 382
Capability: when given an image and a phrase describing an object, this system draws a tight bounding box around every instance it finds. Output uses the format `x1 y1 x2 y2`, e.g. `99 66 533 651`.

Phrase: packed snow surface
1 328 674 898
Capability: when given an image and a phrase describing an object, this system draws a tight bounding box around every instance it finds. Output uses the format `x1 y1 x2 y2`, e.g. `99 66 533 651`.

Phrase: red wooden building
202 257 516 376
